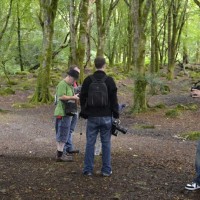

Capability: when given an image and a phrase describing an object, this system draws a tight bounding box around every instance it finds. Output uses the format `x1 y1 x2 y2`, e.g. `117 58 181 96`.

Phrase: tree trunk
85 3 93 69
167 0 188 80
77 0 89 84
0 0 13 42
196 41 200 63
150 0 156 74
69 0 77 65
17 0 24 71
31 0 59 103
194 0 200 8
131 0 151 113
126 10 133 72
95 0 105 57
95 0 119 57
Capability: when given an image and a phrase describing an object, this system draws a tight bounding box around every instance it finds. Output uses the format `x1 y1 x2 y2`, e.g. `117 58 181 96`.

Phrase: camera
74 86 82 95
191 81 200 91
111 119 128 136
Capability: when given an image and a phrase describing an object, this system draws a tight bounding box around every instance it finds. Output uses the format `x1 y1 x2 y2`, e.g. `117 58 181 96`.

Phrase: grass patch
8 80 18 86
154 103 166 109
12 103 36 109
133 124 155 129
176 103 198 111
15 71 29 75
182 131 200 140
0 88 15 96
0 108 9 113
165 109 180 118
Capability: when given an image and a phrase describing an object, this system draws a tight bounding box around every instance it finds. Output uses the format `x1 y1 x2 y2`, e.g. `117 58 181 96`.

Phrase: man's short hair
94 57 106 69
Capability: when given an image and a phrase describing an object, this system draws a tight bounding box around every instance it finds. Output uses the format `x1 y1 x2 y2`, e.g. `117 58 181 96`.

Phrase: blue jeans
194 140 200 184
83 116 112 174
64 113 78 153
55 116 72 143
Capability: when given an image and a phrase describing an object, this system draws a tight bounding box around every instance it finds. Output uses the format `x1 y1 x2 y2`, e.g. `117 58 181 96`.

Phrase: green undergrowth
189 71 200 79
165 103 198 118
153 103 166 109
165 109 181 118
0 87 15 96
176 103 198 111
181 131 200 140
12 103 36 109
0 108 9 113
133 124 155 130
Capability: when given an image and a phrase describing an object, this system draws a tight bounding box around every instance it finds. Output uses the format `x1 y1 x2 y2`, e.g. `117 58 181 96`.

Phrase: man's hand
73 94 80 100
191 89 200 98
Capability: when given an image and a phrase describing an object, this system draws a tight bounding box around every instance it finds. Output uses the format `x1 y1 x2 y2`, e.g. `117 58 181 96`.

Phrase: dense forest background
1 1 200 199
0 0 200 112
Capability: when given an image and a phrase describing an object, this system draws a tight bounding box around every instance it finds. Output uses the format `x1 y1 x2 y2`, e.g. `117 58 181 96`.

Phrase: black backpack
87 75 108 107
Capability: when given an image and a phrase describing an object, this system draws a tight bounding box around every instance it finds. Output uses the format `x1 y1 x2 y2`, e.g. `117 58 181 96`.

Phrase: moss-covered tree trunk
150 0 159 74
196 41 200 63
126 9 133 73
0 0 13 42
31 0 59 103
167 0 188 80
77 0 89 84
69 0 77 65
17 0 24 71
95 0 119 57
131 0 151 113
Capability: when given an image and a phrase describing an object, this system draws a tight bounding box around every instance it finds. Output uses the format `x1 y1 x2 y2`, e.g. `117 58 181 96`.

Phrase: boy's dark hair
94 57 106 69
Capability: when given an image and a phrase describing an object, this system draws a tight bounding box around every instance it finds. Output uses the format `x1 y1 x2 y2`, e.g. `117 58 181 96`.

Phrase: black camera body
74 86 82 95
111 120 128 136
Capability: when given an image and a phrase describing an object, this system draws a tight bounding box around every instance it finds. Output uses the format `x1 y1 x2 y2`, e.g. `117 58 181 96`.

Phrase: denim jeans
63 113 78 153
83 116 112 174
55 116 72 143
194 140 200 184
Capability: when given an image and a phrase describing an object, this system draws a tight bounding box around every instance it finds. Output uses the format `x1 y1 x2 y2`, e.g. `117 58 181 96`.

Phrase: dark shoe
83 171 92 176
56 155 73 162
67 149 80 154
56 156 66 162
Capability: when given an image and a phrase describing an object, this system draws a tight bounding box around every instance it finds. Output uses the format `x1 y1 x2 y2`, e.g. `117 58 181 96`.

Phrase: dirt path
1 76 200 199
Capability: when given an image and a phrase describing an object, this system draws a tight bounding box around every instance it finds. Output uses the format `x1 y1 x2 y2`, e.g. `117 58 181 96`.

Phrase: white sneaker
185 182 200 191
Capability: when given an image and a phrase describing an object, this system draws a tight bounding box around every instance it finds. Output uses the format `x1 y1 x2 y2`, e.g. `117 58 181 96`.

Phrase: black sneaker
67 149 80 154
185 182 200 191
83 171 92 176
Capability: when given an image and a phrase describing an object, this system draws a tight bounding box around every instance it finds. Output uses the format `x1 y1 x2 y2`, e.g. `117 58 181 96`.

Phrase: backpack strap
90 75 97 82
90 75 107 82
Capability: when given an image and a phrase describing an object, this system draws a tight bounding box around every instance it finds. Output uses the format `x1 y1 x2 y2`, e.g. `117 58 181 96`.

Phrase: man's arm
79 76 91 118
59 94 79 101
108 77 119 119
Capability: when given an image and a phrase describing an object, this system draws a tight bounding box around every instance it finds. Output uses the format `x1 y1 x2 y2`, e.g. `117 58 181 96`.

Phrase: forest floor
1 69 200 200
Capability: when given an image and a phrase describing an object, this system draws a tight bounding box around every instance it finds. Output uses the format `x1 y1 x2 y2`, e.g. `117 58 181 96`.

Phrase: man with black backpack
80 57 119 176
